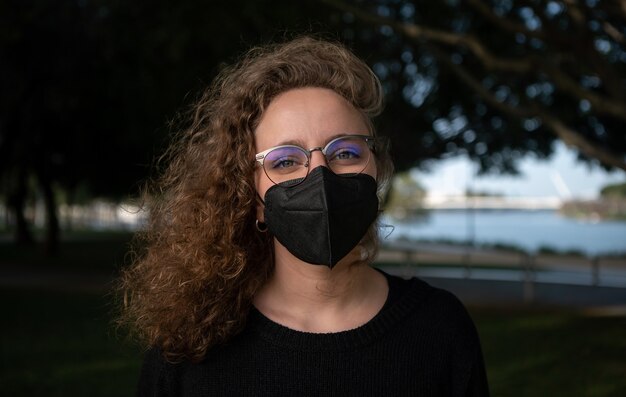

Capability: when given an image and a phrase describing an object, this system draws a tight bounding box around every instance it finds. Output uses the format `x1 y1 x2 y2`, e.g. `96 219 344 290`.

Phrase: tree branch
324 0 626 120
603 22 625 44
465 0 546 41
537 110 626 172
428 44 533 119
433 46 626 171
322 0 626 170
321 0 533 73
563 0 587 28
605 0 626 20
518 0 626 100
575 1 626 100
538 61 626 122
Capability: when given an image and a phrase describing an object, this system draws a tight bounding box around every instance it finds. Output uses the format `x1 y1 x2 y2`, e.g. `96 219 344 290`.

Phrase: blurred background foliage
1 2 625 396
1 0 625 253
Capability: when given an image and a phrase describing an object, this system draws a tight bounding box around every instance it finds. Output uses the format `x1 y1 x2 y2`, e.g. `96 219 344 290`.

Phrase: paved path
380 244 626 309
0 265 115 293
385 266 626 309
384 264 626 288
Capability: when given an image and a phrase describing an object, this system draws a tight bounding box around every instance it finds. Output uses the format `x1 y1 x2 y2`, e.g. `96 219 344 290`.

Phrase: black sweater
137 273 490 396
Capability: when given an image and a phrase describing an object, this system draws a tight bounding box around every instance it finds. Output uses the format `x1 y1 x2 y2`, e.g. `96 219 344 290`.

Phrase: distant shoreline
383 210 626 257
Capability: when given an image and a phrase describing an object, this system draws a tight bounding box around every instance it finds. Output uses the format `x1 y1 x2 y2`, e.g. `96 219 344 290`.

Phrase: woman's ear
255 194 265 223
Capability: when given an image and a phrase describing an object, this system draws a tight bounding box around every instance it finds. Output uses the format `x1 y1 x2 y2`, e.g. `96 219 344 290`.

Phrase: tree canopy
601 182 626 197
1 0 625 250
0 0 333 249
324 0 626 173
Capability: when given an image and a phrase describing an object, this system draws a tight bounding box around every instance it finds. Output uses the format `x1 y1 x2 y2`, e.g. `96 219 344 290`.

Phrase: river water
383 209 626 256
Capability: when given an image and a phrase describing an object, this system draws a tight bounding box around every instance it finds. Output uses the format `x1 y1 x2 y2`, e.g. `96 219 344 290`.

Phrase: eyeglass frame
254 134 378 185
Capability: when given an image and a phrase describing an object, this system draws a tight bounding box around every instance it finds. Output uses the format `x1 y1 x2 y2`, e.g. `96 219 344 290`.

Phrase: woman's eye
331 149 360 161
271 158 298 169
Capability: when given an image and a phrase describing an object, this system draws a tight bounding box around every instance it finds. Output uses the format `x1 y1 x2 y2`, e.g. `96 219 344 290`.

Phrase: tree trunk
37 168 59 256
8 169 34 245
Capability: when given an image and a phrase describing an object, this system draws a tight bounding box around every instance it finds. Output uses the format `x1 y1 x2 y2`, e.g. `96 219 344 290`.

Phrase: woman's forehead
254 87 368 151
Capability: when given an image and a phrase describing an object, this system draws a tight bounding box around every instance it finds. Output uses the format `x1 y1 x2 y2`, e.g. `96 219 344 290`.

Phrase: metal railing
378 241 626 290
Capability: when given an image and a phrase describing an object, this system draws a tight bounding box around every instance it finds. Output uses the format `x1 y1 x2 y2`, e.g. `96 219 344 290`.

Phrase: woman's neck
253 243 388 333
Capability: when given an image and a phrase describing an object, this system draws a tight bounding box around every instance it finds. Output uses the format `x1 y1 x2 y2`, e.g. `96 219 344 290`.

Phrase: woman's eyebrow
272 133 369 150
275 134 356 149
324 133 352 145
274 138 307 147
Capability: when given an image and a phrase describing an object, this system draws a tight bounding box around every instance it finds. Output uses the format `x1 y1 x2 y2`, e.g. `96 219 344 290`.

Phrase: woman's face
254 87 376 213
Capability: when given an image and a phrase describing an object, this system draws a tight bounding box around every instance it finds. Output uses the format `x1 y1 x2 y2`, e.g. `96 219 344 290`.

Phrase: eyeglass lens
262 136 372 185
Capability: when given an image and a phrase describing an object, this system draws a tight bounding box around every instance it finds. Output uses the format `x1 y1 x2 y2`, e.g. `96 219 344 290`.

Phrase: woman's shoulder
382 269 464 306
136 348 171 396
137 347 208 396
380 269 479 336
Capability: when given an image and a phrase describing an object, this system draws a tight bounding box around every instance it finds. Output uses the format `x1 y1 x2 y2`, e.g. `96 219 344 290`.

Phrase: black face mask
263 166 379 268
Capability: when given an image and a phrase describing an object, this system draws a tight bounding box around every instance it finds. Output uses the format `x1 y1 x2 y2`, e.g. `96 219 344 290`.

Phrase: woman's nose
308 149 328 169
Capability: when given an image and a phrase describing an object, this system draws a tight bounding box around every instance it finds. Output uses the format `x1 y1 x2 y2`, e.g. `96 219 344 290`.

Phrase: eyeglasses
255 134 377 186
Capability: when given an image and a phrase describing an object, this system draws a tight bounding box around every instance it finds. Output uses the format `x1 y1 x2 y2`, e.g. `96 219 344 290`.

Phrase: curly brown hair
118 36 394 363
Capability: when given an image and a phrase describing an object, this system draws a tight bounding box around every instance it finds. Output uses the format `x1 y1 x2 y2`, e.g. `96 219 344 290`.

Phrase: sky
411 141 626 199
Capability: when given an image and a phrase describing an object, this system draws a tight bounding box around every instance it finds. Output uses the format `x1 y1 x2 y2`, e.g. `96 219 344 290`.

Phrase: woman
120 36 489 396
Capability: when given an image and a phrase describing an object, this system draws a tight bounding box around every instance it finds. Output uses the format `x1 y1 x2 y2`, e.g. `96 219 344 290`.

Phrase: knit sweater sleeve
381 274 490 396
458 322 489 397
439 288 490 397
465 352 490 397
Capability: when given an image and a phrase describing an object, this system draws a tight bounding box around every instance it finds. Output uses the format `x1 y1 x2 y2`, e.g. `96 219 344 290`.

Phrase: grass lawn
471 308 626 397
0 230 135 271
0 288 142 397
